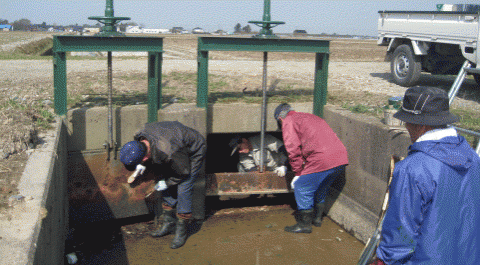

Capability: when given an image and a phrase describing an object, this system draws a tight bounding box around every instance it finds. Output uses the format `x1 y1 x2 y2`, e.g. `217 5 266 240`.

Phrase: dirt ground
1 33 479 217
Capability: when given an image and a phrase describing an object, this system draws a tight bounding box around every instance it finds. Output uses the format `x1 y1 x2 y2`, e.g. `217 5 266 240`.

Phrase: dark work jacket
134 121 206 187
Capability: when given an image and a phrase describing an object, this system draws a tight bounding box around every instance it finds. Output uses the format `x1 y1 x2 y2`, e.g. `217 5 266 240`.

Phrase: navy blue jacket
134 121 206 186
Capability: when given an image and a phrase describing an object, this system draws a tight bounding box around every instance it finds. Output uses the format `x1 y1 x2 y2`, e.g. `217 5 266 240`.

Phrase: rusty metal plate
68 152 157 220
206 172 294 195
68 151 294 220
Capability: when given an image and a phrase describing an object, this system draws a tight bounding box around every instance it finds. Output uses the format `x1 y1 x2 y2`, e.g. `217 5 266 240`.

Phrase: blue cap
119 141 146 170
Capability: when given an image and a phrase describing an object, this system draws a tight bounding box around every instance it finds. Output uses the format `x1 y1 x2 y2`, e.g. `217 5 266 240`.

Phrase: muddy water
68 195 365 265
125 210 364 265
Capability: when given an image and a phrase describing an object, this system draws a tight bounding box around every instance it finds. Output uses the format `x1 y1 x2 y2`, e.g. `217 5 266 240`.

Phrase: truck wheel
391 44 422 87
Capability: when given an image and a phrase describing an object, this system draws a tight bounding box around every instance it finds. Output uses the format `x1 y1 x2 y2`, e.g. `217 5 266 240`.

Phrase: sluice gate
53 0 330 222
2 1 416 264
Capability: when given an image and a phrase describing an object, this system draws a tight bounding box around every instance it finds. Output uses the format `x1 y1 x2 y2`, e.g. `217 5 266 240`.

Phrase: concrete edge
0 118 62 265
327 187 379 244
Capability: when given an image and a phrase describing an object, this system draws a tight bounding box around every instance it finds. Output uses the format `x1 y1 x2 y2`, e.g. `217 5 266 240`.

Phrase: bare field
1 33 479 213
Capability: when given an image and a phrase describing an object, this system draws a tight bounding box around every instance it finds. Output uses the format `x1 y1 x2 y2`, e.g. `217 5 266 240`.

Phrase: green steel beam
53 52 67 116
197 36 330 119
147 52 163 123
197 50 209 109
53 36 163 52
313 53 329 118
198 37 329 53
52 35 164 119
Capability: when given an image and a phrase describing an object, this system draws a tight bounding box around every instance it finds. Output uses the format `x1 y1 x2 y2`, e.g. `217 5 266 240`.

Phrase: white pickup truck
377 9 480 87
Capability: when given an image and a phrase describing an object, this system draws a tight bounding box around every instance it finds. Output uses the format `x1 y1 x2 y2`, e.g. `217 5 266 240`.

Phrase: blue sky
1 1 479 36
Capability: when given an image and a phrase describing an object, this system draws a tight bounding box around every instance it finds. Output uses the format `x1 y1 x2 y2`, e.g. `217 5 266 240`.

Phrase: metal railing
447 60 480 155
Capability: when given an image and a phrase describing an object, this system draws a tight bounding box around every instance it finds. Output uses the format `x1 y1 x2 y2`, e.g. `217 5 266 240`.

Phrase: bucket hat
393 86 459 126
119 140 147 171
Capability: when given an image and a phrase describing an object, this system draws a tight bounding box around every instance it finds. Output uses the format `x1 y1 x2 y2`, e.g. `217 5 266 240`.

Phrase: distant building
31 24 49 31
171 27 184 34
212 29 226 35
126 26 142 34
142 28 170 34
192 27 206 34
83 27 101 34
293 29 308 36
0 25 12 31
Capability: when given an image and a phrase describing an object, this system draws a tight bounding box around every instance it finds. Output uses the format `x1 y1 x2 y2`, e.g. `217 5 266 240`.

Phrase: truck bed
378 11 478 46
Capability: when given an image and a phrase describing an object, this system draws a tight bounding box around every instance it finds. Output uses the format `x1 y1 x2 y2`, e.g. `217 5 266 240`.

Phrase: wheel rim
394 54 409 78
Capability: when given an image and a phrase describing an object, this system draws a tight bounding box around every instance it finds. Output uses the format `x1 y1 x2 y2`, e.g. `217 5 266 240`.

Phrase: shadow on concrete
325 166 347 216
66 153 129 265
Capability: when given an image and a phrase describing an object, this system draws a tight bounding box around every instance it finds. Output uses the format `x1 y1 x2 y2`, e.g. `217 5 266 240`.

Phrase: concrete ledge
0 118 68 265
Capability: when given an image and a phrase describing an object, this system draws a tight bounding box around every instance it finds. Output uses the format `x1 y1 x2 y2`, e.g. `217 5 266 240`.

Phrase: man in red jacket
274 103 349 233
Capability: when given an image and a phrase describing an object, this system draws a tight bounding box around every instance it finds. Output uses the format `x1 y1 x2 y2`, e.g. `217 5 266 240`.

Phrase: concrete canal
66 195 365 265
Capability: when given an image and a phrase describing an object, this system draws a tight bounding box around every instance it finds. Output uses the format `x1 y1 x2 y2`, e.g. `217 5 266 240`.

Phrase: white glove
274 166 287 177
127 164 147 184
155 180 168 191
291 176 300 189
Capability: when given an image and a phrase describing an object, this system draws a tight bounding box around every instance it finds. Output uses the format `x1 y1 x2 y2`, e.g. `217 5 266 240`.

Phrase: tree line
234 23 252 34
1 18 255 34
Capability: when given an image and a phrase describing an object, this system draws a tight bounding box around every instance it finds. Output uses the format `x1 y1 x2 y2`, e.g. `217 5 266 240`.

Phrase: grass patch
0 37 54 60
1 98 55 131
14 37 53 55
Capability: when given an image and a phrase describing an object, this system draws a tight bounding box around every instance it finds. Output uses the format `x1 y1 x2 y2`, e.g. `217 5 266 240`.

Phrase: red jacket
281 111 348 176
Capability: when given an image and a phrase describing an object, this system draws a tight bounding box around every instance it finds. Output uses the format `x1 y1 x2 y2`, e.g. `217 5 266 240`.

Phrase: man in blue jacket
373 86 480 264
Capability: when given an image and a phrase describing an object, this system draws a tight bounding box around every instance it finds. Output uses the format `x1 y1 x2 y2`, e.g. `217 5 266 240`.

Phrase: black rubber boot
312 203 326 227
151 210 176 237
170 218 189 249
284 209 314 233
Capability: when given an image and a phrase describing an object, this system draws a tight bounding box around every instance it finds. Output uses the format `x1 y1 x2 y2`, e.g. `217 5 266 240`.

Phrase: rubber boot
170 217 189 249
151 210 176 237
312 203 325 227
284 209 314 233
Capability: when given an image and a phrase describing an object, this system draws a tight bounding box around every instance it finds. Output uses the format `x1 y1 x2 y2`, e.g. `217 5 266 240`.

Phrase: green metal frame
197 36 330 117
52 35 163 123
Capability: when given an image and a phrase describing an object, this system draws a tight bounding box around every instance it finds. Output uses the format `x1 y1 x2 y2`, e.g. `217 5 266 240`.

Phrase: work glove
127 164 147 184
291 176 300 189
154 180 168 191
274 166 287 177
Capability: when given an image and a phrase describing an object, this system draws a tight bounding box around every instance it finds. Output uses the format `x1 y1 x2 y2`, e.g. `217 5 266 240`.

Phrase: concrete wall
0 101 412 265
0 118 68 265
65 102 411 243
66 103 206 152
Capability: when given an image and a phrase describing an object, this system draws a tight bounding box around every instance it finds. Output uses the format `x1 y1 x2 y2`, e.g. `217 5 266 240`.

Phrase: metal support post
53 52 67 116
259 51 268 172
197 50 209 109
448 60 471 105
313 52 329 117
147 52 163 122
104 51 114 161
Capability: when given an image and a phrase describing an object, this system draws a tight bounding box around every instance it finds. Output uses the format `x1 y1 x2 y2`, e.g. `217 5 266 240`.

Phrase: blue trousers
161 173 198 214
294 165 346 210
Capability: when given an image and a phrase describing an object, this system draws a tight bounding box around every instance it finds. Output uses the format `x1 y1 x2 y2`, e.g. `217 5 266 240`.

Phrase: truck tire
391 44 422 87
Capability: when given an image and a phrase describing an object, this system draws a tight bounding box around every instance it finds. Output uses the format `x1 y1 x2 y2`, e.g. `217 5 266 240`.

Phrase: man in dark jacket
119 121 206 249
372 86 480 264
273 103 349 233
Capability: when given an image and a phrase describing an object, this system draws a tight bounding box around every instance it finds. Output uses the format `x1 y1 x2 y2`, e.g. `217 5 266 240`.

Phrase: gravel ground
1 34 479 216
